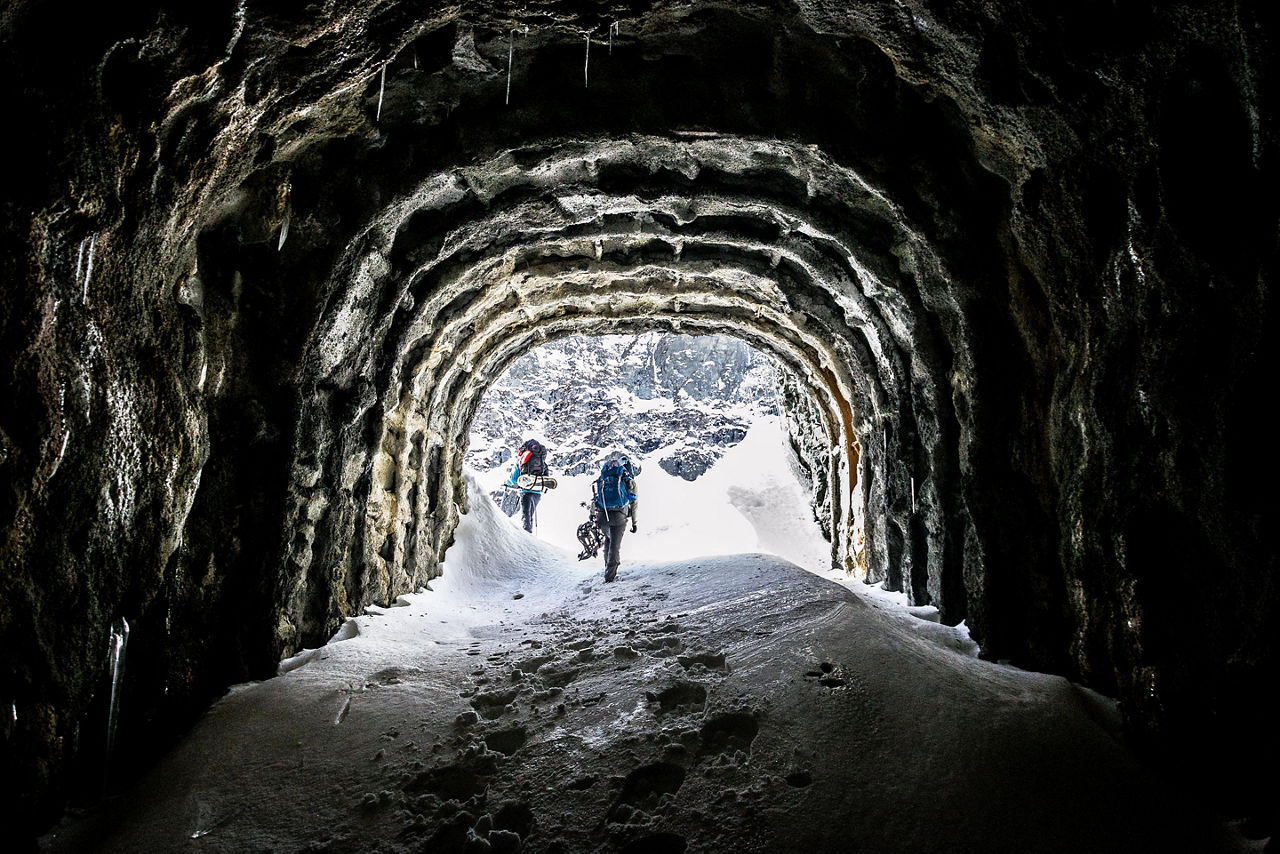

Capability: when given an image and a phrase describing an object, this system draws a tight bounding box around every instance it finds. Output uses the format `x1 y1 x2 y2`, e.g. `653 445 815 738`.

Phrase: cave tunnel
1 0 1276 849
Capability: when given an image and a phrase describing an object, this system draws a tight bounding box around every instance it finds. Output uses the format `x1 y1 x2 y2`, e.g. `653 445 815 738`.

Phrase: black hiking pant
520 491 541 533
597 505 630 581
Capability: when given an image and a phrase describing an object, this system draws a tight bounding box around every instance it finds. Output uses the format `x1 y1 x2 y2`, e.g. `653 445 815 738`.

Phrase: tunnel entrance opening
282 133 939 652
463 331 843 573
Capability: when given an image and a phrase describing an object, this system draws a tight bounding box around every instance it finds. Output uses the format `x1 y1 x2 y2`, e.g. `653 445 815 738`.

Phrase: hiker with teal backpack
591 451 638 582
506 439 557 533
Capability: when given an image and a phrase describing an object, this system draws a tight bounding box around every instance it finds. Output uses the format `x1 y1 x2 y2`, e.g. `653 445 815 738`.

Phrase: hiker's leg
521 493 538 532
604 520 625 581
602 521 617 568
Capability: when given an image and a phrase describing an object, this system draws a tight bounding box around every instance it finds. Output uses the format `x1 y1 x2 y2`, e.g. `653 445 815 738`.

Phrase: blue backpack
596 459 635 509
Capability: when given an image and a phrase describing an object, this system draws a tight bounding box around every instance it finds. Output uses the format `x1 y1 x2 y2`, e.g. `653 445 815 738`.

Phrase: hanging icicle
376 64 387 122
276 176 291 250
503 27 528 105
48 430 69 481
103 617 130 794
506 29 515 105
911 476 917 513
81 234 96 305
277 180 292 251
584 31 591 88
76 238 86 299
610 21 619 54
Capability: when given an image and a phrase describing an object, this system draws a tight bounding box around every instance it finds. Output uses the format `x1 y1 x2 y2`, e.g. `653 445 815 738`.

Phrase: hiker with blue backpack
590 451 638 582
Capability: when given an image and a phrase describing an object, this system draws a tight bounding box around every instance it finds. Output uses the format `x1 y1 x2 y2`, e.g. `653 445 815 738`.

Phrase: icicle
584 32 591 88
48 430 69 480
83 234 96 305
376 64 386 122
506 29 515 105
76 238 86 296
278 180 291 251
104 617 130 793
609 21 618 54
911 476 917 513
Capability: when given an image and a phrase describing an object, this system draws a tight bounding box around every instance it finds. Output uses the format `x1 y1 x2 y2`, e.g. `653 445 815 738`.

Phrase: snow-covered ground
476 415 831 575
40 420 1258 853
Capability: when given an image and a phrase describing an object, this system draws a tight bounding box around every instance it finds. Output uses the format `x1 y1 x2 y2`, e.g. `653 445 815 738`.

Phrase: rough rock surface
0 0 1275 845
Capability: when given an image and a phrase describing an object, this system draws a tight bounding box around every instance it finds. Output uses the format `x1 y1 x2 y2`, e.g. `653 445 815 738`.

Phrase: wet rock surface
38 556 1241 853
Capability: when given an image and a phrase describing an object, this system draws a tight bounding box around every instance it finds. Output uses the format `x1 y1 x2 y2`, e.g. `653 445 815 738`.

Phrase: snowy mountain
466 333 781 495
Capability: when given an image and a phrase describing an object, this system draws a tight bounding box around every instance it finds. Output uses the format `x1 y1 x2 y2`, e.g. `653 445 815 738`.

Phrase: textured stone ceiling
1 0 1275 843
298 136 951 622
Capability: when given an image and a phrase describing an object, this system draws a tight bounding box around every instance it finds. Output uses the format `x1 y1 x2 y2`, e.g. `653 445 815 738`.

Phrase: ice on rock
104 617 130 791
375 64 386 122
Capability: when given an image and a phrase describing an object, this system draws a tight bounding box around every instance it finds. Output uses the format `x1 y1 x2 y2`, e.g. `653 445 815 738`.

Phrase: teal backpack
595 458 635 509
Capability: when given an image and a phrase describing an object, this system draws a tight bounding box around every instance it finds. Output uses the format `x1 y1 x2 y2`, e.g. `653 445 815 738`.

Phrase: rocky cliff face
467 333 779 497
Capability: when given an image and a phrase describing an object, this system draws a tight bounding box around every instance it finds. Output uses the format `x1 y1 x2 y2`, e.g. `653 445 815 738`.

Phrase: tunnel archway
270 135 971 658
463 330 832 566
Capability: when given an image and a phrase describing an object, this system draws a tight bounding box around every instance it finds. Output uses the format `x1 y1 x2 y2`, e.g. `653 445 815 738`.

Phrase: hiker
507 438 553 533
591 451 638 582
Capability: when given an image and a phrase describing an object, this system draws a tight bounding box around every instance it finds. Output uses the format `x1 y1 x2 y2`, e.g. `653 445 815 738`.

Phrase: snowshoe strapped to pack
576 520 604 560
576 501 605 560
516 473 557 491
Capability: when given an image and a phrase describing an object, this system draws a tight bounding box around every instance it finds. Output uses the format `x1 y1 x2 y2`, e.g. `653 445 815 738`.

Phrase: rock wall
777 367 837 550
1 0 1274 842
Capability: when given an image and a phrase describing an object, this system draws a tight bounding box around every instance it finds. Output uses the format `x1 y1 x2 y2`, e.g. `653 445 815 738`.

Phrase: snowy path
42 480 1246 853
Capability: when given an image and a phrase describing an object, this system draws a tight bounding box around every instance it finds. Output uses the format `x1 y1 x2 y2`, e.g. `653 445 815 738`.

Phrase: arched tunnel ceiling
283 134 965 636
1 0 1275 841
162 1 1011 678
